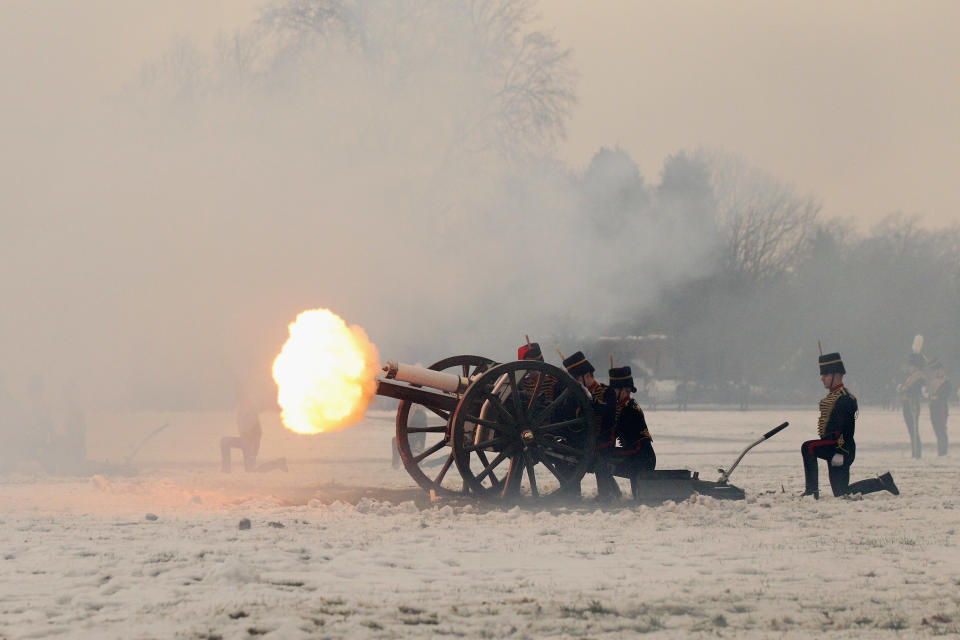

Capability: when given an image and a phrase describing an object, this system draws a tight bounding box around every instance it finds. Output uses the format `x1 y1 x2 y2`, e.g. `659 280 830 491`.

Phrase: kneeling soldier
801 352 899 499
609 365 656 497
563 351 621 501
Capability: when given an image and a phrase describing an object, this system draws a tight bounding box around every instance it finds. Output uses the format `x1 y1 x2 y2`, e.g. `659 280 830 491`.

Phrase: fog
1 1 722 418
1 0 957 438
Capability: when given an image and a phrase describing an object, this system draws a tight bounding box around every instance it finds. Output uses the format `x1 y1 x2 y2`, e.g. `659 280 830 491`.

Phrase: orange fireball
272 309 380 434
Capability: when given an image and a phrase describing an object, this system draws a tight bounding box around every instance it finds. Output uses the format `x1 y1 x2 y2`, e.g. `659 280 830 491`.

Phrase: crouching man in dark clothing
609 365 656 498
801 352 898 499
562 351 621 501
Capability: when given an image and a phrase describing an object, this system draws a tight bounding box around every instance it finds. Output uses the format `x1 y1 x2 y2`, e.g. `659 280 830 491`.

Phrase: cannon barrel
382 360 470 394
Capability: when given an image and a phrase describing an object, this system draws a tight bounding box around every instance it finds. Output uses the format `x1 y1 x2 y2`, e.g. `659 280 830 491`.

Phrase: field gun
375 355 785 504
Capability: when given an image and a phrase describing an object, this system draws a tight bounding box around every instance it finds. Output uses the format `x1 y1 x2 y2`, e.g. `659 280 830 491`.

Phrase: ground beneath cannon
2 408 958 639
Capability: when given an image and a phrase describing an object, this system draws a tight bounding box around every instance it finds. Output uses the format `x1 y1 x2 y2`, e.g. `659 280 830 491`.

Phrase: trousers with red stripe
801 439 885 496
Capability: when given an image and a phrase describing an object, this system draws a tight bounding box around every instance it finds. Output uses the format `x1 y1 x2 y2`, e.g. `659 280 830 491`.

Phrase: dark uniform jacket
816 384 857 455
614 399 652 455
588 382 617 451
900 372 924 401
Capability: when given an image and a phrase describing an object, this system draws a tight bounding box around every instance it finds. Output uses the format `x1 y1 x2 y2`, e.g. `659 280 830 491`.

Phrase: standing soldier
562 350 621 501
927 359 953 456
898 353 926 459
801 352 899 499
609 365 656 498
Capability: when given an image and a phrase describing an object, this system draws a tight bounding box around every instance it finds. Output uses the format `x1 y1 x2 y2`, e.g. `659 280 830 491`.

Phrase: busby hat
518 342 543 361
609 366 637 392
819 352 845 375
908 352 926 368
563 351 594 378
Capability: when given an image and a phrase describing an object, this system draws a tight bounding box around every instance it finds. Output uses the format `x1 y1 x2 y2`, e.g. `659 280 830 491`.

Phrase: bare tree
700 151 821 282
255 0 576 159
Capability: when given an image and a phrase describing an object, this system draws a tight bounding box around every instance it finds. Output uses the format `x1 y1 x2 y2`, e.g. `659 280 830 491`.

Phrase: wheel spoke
531 387 572 427
540 455 565 482
434 453 455 485
501 454 523 499
464 414 515 436
541 439 586 459
526 373 543 412
525 452 539 497
476 449 510 483
427 406 451 422
412 439 448 464
462 363 470 378
505 370 527 423
534 417 589 435
482 392 518 427
462 435 512 453
406 425 447 433
543 449 579 465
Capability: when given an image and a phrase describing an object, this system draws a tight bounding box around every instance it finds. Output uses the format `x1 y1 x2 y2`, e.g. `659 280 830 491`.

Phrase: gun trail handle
762 422 789 440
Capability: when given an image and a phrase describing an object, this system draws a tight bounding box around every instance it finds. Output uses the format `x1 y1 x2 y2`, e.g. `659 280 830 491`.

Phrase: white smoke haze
2 0 722 414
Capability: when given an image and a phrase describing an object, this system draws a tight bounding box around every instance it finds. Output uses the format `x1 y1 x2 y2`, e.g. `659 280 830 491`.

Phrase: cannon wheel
451 360 596 502
396 354 495 495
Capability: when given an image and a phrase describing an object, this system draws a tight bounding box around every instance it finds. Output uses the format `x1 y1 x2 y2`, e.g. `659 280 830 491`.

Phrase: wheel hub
521 429 535 443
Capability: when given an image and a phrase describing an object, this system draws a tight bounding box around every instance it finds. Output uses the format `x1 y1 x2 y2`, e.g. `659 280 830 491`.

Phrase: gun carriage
376 355 784 503
378 356 596 501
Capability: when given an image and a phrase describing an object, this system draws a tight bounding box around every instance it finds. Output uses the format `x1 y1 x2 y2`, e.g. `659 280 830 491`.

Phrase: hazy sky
3 0 957 228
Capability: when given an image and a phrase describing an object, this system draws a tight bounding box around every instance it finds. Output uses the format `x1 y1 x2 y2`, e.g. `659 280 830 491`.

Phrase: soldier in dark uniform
563 350 621 501
801 352 899 499
927 359 953 456
608 365 656 498
517 342 559 407
898 353 926 459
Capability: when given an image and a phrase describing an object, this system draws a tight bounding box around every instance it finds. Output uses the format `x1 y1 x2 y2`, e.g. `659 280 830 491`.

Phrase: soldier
898 353 925 458
927 359 953 456
801 352 899 499
562 351 621 501
221 405 288 473
517 342 558 406
609 365 656 497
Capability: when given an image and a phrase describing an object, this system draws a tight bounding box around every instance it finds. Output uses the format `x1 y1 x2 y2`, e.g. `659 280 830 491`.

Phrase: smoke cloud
1 1 721 414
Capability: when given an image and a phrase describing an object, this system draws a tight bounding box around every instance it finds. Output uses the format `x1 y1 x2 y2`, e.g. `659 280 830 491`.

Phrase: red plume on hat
518 342 543 361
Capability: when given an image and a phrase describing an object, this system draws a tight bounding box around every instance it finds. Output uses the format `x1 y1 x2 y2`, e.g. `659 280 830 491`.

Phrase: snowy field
2 407 959 639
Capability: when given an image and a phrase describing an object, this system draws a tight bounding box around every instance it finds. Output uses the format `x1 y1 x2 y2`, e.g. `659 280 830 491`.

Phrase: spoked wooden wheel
396 354 495 495
451 360 595 502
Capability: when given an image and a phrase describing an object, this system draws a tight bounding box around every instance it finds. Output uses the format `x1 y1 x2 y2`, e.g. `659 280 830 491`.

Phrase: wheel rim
451 360 595 501
395 355 495 495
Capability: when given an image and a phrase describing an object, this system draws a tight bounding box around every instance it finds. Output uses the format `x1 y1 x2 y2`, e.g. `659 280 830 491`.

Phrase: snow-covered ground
2 407 959 639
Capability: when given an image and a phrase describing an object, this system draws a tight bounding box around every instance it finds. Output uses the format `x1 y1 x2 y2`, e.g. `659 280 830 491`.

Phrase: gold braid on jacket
817 387 844 439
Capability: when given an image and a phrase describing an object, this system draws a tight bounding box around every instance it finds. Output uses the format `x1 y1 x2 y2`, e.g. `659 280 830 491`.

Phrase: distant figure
927 359 953 456
898 353 926 458
220 405 287 473
675 380 688 412
646 377 658 411
24 376 54 463
801 352 898 499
